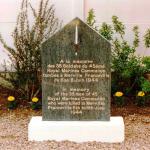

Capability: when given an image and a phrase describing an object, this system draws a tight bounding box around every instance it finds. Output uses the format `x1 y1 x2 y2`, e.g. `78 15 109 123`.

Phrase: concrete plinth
28 117 124 143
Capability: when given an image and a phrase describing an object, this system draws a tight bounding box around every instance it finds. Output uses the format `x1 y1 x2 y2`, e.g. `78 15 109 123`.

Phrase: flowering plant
32 97 39 103
137 91 145 97
136 91 147 106
31 97 41 110
8 96 15 102
114 92 124 97
114 91 125 106
7 96 17 109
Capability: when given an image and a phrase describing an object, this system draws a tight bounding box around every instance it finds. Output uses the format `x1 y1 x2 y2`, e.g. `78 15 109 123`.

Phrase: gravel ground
0 108 149 150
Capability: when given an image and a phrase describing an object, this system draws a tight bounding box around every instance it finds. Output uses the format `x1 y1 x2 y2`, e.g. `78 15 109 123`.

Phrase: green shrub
140 77 150 93
0 0 59 101
86 9 96 28
87 9 147 97
142 56 150 73
99 23 113 41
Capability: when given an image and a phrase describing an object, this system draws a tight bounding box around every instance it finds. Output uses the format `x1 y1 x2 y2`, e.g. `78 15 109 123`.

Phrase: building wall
0 0 150 68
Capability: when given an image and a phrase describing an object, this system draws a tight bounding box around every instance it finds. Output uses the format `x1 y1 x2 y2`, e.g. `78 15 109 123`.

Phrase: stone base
28 117 124 143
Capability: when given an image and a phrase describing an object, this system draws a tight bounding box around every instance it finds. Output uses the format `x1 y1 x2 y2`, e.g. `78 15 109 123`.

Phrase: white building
0 0 150 68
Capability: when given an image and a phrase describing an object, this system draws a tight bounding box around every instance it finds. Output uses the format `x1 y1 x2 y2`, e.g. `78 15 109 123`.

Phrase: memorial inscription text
43 59 110 115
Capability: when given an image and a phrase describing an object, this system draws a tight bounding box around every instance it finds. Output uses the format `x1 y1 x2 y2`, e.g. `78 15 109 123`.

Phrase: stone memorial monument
28 18 124 142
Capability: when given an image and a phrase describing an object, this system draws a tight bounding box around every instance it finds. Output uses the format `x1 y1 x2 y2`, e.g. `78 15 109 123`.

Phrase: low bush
0 0 59 104
87 9 150 106
142 56 150 73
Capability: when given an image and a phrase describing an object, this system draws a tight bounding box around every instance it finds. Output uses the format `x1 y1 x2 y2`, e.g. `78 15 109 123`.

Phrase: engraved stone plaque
42 18 111 121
